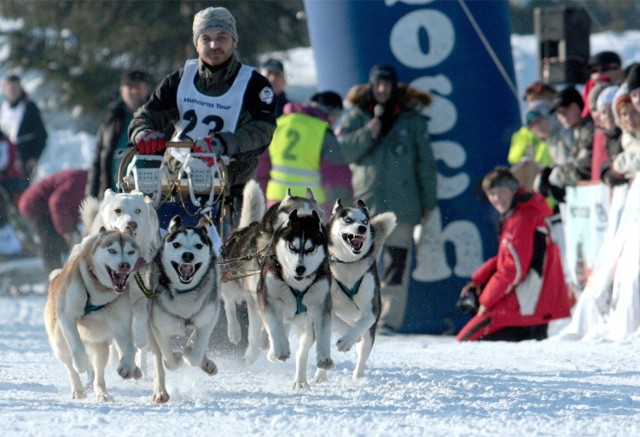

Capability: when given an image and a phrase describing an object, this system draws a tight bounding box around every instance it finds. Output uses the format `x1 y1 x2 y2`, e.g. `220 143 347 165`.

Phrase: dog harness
335 262 376 300
83 294 108 316
290 287 308 314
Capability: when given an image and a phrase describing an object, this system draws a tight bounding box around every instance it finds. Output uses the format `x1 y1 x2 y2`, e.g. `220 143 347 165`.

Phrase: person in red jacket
456 167 571 342
18 169 88 273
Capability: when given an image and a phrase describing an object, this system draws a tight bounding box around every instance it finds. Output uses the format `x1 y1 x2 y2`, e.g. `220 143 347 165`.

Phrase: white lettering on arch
389 9 455 69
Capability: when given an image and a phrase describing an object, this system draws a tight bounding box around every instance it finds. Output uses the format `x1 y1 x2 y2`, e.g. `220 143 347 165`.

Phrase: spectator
0 74 48 179
536 86 594 201
18 169 88 273
522 81 572 165
582 51 624 118
610 94 640 180
627 64 640 115
456 167 571 342
128 6 276 227
255 58 291 192
508 101 554 194
337 64 437 333
0 130 27 258
86 70 153 199
260 58 289 117
265 91 349 218
591 85 623 184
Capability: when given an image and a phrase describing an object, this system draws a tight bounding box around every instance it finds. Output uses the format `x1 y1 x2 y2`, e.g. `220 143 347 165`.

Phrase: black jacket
86 101 129 199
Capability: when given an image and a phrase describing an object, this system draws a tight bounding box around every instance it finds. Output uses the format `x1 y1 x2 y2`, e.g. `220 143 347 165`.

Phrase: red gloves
193 136 224 167
136 131 166 154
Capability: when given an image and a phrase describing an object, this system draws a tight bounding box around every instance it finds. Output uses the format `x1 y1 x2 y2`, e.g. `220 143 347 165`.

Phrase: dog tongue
179 263 195 278
350 236 365 250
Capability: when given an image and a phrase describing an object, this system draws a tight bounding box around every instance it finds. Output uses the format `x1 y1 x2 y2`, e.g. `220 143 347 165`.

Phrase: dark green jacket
338 83 437 225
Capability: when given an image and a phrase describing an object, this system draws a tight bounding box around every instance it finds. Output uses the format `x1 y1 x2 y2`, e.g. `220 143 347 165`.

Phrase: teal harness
336 276 364 300
84 298 108 315
290 287 309 314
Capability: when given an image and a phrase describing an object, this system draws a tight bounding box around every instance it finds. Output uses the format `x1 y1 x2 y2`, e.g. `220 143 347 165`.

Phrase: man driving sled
128 6 276 227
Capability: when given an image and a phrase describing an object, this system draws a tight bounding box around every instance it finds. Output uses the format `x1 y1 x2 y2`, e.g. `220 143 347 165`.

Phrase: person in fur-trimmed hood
337 64 437 333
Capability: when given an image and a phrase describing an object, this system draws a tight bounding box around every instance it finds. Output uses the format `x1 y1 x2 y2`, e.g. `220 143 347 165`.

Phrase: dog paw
337 336 355 352
201 358 218 376
71 390 86 400
291 380 310 390
117 362 141 379
152 390 170 404
267 348 290 363
317 357 334 370
312 369 328 383
96 391 113 402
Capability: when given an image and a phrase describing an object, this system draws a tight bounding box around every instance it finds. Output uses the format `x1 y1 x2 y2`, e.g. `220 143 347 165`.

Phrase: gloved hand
193 136 225 167
136 131 166 154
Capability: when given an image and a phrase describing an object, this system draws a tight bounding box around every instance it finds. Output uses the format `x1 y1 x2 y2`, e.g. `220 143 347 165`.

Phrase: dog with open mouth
314 199 396 381
44 227 145 401
146 215 220 403
258 208 334 389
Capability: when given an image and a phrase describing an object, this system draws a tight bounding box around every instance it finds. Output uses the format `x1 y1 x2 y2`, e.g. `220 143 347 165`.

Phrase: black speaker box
535 7 590 85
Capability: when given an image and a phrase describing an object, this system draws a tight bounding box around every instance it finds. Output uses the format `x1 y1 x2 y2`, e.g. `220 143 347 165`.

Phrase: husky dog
79 189 160 350
258 209 333 389
44 228 144 401
220 183 323 364
147 215 220 404
315 199 397 381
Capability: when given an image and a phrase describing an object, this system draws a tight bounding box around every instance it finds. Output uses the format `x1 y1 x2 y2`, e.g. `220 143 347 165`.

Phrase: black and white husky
146 215 220 404
220 182 324 364
258 208 334 389
314 199 396 381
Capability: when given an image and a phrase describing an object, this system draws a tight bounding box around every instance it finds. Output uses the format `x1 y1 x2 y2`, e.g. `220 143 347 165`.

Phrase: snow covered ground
2 32 640 436
2 294 640 436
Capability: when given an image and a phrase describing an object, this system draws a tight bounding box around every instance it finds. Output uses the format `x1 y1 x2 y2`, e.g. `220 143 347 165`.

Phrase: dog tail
371 211 397 256
239 179 266 229
79 196 100 230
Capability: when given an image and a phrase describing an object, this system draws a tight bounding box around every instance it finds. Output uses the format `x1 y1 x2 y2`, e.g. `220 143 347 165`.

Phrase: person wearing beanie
591 85 624 184
627 64 640 113
129 5 277 227
337 64 437 333
456 166 570 342
86 69 153 199
581 50 624 118
507 100 555 198
536 86 594 198
265 91 349 218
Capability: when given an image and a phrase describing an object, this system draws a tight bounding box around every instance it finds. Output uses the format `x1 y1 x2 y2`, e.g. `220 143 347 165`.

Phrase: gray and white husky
258 208 334 389
220 182 324 364
314 199 396 381
146 215 220 404
44 227 144 401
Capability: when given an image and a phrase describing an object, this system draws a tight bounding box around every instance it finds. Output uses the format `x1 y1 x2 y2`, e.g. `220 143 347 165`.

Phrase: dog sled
117 141 230 242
